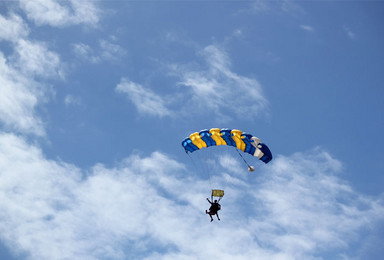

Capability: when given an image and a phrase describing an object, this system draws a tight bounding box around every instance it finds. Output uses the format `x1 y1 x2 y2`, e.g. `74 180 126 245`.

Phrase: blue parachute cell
182 137 199 153
258 143 273 163
220 128 236 147
241 133 256 155
199 129 216 147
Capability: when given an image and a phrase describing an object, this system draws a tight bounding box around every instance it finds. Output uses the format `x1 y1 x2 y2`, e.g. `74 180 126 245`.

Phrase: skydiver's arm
207 198 212 204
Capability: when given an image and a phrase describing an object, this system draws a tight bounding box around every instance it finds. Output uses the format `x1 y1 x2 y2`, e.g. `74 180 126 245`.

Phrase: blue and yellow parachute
181 128 272 164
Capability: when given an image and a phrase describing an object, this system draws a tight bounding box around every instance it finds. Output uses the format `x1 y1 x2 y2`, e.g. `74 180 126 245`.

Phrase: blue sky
0 1 383 259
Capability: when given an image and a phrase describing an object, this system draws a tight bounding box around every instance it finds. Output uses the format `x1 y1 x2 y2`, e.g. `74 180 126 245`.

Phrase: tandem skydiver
206 198 221 222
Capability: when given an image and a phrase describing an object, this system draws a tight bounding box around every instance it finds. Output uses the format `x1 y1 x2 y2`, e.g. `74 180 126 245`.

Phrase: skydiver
206 198 221 222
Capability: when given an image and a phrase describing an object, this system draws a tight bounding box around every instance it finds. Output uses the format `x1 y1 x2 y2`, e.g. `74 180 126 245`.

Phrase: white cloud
72 43 99 63
73 40 126 64
0 12 63 136
116 45 267 121
0 13 29 42
251 149 383 258
250 0 270 13
0 38 62 136
236 0 270 15
13 39 63 79
281 0 306 16
300 25 314 32
19 0 100 27
172 45 268 121
0 134 382 260
99 40 126 62
0 53 46 136
0 133 188 260
239 1 305 17
343 25 356 40
116 78 173 117
64 95 82 107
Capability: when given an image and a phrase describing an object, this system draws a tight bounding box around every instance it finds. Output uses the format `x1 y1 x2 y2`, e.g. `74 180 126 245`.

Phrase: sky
0 0 383 259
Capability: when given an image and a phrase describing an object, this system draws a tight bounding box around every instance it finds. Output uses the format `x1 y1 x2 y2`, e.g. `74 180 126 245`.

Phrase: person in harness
206 198 221 222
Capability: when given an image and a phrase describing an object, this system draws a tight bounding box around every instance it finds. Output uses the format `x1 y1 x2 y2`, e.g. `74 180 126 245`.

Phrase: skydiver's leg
216 212 220 221
207 211 214 221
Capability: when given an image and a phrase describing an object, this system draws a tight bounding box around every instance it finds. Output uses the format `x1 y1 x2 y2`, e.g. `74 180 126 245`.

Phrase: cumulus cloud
251 149 384 259
0 39 61 135
116 78 173 117
0 134 382 260
0 12 63 136
0 53 46 136
13 39 63 78
0 13 29 42
19 0 100 27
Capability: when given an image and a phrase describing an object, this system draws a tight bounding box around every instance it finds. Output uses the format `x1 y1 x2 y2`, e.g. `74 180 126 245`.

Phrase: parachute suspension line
187 151 213 190
197 150 212 188
234 147 252 168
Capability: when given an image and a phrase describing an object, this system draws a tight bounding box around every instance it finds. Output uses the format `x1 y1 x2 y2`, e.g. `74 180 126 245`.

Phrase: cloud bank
0 134 382 260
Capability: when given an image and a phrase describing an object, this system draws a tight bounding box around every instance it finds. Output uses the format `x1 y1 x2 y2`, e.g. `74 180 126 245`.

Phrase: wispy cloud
343 25 356 40
281 0 306 16
99 40 126 62
172 45 268 121
300 25 314 32
116 78 173 117
250 0 270 13
72 43 96 62
19 0 100 27
115 44 267 121
73 39 126 64
239 0 303 16
0 134 381 260
64 95 82 107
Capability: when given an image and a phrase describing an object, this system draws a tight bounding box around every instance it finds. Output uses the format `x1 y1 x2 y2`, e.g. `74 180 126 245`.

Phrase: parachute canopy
182 128 272 164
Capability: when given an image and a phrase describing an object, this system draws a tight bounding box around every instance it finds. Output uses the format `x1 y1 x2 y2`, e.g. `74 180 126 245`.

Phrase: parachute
181 128 272 164
183 128 272 215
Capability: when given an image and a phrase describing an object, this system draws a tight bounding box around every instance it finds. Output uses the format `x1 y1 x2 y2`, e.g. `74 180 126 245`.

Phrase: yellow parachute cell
209 128 226 145
189 132 207 149
231 129 246 151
